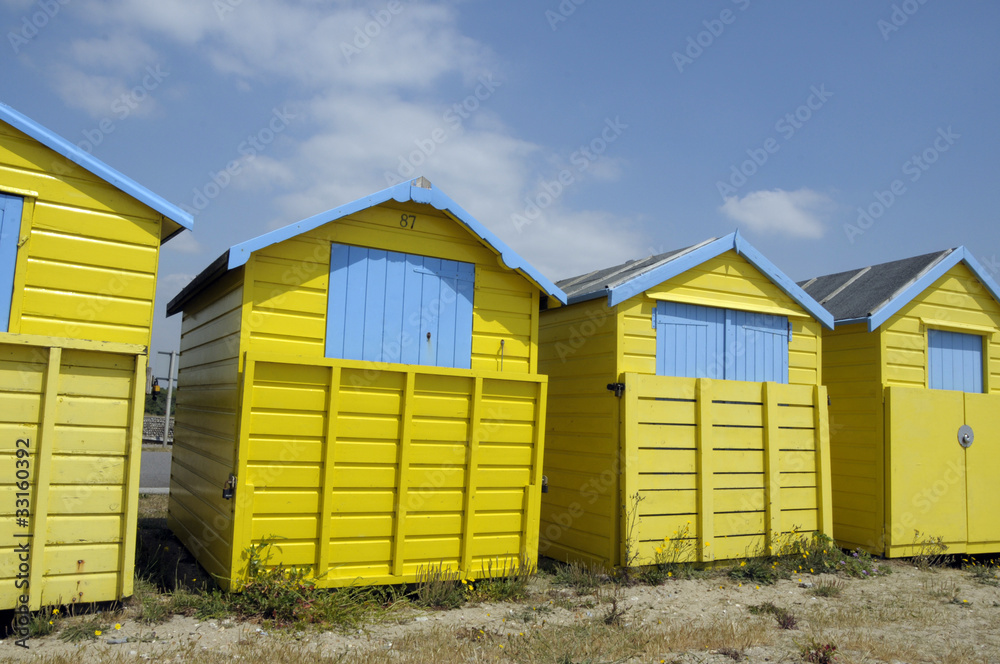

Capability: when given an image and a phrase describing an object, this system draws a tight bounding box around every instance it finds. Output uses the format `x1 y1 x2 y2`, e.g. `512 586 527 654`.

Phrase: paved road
140 447 171 494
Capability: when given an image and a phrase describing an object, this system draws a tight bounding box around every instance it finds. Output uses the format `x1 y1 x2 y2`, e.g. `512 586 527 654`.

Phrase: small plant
26 607 60 638
413 563 465 610
748 602 797 630
620 492 645 582
911 531 949 570
463 556 535 602
717 646 745 661
808 578 845 598
964 558 999 586
551 560 608 593
924 578 963 603
799 637 837 663
600 596 630 626
729 556 778 585
642 521 701 583
58 616 111 643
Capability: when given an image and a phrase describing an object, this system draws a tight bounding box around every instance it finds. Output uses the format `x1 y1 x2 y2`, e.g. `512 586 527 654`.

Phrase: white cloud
53 0 640 287
719 188 832 238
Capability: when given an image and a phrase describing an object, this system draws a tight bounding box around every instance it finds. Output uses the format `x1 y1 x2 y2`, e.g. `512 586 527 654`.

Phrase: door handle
958 424 974 449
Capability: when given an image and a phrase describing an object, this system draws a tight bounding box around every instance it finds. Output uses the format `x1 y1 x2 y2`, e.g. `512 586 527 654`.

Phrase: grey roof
798 249 954 322
557 238 713 303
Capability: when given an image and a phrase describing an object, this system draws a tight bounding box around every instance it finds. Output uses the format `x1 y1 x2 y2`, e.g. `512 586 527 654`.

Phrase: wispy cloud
50 0 643 280
719 188 832 238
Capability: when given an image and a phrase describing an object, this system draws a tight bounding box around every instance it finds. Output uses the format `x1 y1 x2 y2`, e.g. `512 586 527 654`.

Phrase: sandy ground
3 560 999 663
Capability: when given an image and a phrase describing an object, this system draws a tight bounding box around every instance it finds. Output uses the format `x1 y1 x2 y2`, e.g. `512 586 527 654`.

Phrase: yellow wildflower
95 630 102 637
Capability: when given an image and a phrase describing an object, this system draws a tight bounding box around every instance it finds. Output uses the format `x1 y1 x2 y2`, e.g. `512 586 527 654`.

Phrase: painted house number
399 214 417 229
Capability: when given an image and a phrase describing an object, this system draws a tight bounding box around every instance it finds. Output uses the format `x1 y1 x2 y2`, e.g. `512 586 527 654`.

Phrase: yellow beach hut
538 232 835 568
164 177 566 589
0 102 193 610
800 247 1000 557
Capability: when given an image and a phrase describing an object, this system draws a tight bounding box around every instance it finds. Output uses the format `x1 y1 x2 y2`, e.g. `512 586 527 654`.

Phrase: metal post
158 351 178 447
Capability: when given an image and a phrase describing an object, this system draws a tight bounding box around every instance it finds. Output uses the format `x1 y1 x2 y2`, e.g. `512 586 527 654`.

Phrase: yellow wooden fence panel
0 333 144 610
622 373 831 566
228 352 547 588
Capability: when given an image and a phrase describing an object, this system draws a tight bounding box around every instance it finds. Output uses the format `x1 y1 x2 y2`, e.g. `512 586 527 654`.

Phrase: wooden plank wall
538 299 620 567
820 322 885 553
0 121 166 348
243 201 539 374
231 354 545 587
168 269 244 583
882 263 1000 392
632 251 823 387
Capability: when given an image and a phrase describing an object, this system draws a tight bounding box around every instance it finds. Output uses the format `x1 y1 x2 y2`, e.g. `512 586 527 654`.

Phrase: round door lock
958 424 974 449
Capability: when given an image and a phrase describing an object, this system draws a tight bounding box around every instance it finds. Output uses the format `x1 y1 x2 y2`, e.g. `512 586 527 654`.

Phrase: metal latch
222 473 236 500
607 382 625 397
958 424 974 449
541 475 549 494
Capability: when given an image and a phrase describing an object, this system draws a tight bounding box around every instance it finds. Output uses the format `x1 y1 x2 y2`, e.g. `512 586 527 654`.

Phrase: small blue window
0 193 23 333
928 329 983 393
654 301 789 383
326 242 475 369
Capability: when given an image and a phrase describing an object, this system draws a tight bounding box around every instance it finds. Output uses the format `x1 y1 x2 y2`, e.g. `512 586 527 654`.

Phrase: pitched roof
0 102 193 235
167 178 567 315
556 231 834 328
798 247 1000 330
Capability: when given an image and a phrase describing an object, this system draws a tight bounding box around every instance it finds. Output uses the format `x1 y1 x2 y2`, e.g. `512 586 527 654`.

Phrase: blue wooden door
728 310 789 383
928 329 983 393
0 193 23 333
326 243 475 369
654 301 725 379
655 301 788 383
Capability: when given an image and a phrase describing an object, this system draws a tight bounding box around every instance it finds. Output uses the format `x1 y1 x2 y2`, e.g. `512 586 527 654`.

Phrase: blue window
0 193 23 333
326 242 475 369
928 329 983 393
654 301 789 383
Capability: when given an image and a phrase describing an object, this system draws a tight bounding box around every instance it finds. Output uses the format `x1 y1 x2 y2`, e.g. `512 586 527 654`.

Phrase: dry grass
8 497 1000 664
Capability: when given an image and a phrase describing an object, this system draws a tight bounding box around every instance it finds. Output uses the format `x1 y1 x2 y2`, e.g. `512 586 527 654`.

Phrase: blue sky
3 0 999 375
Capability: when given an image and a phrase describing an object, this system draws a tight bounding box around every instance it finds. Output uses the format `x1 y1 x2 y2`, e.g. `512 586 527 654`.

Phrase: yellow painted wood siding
620 251 822 386
0 121 169 348
168 269 244 582
0 333 144 610
622 373 831 563
882 263 1000 391
229 353 545 587
244 201 539 373
538 299 619 566
820 323 884 552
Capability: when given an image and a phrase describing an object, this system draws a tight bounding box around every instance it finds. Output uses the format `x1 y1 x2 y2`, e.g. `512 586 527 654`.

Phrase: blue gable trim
0 102 193 232
866 247 1000 331
606 231 834 328
226 179 567 305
